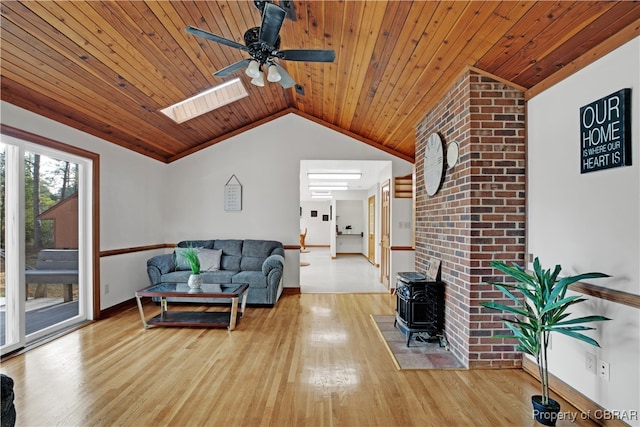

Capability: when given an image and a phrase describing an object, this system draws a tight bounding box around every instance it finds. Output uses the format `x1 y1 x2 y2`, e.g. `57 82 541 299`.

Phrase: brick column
415 70 525 368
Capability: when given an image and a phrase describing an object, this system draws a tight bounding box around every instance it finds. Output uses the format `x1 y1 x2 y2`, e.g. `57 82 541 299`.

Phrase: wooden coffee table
135 283 249 330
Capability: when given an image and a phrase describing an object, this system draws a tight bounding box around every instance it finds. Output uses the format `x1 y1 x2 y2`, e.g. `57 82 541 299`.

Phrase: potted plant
181 246 202 290
480 257 610 426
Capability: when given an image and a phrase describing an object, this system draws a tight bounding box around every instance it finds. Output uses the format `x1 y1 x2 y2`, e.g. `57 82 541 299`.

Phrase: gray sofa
146 239 285 306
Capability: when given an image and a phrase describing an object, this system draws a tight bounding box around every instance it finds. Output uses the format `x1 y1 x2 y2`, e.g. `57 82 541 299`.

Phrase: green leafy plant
480 257 610 407
181 246 200 275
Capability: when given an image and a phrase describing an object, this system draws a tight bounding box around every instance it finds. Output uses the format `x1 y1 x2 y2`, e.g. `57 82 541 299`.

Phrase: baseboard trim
100 297 137 318
282 287 301 295
334 253 372 263
522 357 628 427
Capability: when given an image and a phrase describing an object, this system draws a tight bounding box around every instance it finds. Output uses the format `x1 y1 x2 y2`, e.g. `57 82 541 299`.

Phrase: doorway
380 180 391 290
367 195 376 264
299 159 391 293
1 134 94 354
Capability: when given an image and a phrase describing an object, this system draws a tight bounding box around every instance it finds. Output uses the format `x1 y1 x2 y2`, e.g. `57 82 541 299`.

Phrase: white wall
527 37 639 421
1 102 167 310
366 185 380 264
336 199 365 253
336 199 364 234
300 200 331 246
390 196 415 284
388 161 415 284
332 185 382 259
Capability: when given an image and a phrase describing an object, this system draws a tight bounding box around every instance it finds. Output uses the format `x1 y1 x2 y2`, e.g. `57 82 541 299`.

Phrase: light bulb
267 64 281 82
245 60 261 78
251 71 265 87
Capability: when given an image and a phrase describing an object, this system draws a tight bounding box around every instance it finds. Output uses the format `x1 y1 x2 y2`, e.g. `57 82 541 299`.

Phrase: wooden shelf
394 174 413 198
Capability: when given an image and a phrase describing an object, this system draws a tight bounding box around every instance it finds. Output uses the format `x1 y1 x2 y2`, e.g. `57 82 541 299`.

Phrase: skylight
160 78 248 123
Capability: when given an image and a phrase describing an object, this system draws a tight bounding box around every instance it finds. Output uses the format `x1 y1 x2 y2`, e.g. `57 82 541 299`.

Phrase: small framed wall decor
311 210 318 217
224 175 242 211
580 88 632 173
447 141 459 169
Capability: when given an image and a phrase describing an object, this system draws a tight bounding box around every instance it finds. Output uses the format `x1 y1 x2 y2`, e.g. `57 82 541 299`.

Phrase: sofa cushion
240 240 282 271
161 270 238 284
161 270 193 283
232 271 268 288
200 270 237 284
242 239 282 257
213 240 243 271
177 240 215 249
199 248 222 271
174 247 195 271
240 256 264 271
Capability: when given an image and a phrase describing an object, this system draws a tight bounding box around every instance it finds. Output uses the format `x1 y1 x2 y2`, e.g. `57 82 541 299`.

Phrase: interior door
380 180 391 289
367 196 375 264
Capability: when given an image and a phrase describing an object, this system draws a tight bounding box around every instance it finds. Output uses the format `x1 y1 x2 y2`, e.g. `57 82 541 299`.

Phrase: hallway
299 247 388 293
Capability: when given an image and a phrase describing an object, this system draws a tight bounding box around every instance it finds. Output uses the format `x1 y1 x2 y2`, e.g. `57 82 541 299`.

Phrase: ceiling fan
185 1 335 89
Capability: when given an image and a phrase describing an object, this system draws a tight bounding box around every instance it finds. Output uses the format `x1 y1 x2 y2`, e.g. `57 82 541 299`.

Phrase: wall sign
224 175 242 211
580 88 632 174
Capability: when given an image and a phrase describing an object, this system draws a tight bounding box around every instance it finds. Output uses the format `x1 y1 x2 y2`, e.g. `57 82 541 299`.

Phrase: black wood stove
394 272 444 346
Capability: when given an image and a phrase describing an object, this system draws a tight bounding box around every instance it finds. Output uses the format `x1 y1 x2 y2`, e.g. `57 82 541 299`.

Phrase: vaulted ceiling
2 1 639 163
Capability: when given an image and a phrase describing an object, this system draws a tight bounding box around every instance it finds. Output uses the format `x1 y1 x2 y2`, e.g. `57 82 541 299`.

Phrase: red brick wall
415 70 525 368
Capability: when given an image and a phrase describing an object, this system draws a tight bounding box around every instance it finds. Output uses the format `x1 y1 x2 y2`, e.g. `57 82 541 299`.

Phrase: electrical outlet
104 283 110 294
598 359 610 381
585 352 597 374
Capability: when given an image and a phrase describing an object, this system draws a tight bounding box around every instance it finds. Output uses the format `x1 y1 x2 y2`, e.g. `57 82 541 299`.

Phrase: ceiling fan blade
279 49 336 62
273 63 296 89
259 3 286 47
185 26 248 51
213 59 252 77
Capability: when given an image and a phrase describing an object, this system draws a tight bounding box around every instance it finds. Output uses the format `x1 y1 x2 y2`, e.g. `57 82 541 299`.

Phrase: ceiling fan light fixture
245 60 261 78
251 71 265 87
267 63 281 82
188 3 336 91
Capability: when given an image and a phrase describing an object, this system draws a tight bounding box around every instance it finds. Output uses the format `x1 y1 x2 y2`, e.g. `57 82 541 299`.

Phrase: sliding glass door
1 136 93 354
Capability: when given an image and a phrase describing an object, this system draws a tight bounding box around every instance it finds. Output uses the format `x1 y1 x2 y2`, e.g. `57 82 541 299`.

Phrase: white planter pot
188 274 203 289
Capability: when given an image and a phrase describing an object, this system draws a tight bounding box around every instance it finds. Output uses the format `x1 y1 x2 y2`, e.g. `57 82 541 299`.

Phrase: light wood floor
1 293 596 427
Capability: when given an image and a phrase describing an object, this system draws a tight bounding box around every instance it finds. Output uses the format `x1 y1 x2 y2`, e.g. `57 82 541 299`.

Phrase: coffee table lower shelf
146 311 240 328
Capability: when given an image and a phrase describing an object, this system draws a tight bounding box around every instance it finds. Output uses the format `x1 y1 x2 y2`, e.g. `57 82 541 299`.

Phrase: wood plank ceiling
2 1 639 163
